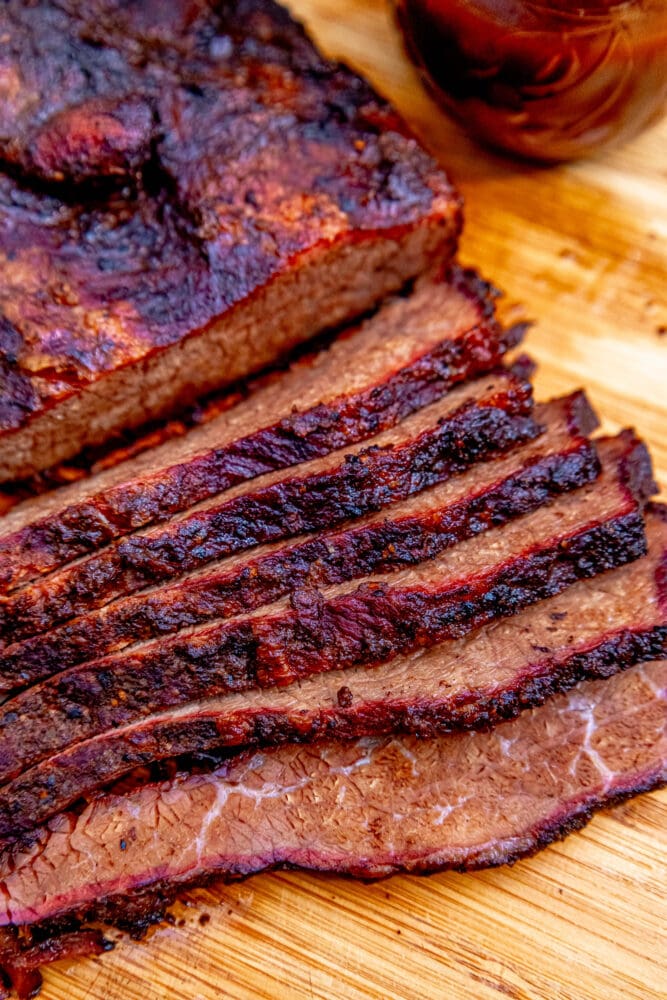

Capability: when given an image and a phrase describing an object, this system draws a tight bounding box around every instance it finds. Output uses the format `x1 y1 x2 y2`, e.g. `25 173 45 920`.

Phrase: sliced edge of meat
0 0 464 485
0 660 663 960
3 502 664 838
0 390 599 686
1 368 538 644
0 430 652 794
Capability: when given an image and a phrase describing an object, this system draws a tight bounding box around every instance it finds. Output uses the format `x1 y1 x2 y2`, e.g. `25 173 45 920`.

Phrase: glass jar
395 1 667 161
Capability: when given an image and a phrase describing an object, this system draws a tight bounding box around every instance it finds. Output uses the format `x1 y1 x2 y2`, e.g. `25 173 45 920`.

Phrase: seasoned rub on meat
1 369 538 644
0 391 598 685
3 501 664 839
0 431 652 807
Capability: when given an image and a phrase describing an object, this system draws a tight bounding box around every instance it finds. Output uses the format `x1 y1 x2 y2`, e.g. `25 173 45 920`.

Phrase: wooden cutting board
40 2 666 998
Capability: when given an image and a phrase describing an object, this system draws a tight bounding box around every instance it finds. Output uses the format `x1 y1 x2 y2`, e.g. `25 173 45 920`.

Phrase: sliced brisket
0 660 664 935
1 369 538 644
0 0 461 482
0 269 518 592
0 6 662 997
0 432 651 792
3 502 664 837
0 392 599 686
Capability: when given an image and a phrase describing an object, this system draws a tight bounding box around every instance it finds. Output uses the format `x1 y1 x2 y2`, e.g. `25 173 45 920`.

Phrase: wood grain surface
39 2 666 998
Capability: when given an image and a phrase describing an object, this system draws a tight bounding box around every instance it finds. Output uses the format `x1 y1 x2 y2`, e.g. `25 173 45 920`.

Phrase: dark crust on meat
0 266 520 593
0 0 460 444
2 619 663 838
0 397 599 686
0 485 650 817
651 502 667 613
0 372 538 644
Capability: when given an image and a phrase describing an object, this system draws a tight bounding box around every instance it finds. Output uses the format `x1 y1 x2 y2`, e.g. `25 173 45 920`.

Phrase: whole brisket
0 0 461 481
0 432 651 790
2 503 664 837
0 268 518 592
0 391 599 686
1 369 538 644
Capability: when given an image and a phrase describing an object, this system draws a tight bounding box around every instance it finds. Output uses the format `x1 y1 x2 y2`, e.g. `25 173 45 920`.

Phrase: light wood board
41 2 666 998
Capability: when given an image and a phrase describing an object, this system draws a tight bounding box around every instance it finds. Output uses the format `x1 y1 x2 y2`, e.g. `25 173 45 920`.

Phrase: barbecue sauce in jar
395 1 667 161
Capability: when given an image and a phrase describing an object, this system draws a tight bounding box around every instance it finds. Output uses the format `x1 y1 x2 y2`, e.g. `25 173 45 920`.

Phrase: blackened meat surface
2 502 664 838
0 0 461 480
0 392 598 686
0 432 652 805
0 369 538 644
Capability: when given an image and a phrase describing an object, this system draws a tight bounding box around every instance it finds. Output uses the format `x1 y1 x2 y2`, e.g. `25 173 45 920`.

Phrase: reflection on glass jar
395 1 667 161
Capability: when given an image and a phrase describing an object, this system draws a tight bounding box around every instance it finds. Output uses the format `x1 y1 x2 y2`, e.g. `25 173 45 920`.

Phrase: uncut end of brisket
0 0 462 482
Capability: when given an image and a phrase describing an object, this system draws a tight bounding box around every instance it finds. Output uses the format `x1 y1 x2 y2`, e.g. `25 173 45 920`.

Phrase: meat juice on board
395 1 667 160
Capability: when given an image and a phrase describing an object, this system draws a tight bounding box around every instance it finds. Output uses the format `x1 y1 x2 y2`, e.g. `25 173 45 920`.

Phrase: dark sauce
396 1 667 160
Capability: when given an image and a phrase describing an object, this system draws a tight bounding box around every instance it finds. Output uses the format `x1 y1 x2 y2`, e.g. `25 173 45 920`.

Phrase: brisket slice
0 269 517 592
0 432 651 790
3 502 665 838
1 392 599 686
0 0 461 482
2 369 538 644
0 660 664 940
